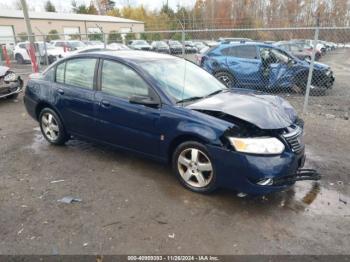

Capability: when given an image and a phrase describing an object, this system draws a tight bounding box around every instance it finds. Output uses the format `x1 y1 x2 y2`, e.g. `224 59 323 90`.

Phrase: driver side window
101 60 150 99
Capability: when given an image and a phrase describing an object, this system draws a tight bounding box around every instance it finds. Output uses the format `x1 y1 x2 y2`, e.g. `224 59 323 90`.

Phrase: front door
94 59 161 157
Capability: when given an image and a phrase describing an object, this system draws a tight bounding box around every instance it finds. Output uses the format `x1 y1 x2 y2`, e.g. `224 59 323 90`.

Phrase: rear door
94 59 161 156
226 45 263 88
52 57 98 138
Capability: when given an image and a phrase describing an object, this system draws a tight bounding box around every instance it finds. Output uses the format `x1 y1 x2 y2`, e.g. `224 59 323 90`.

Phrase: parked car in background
50 40 86 51
184 41 198 53
290 41 322 60
297 39 326 55
83 40 104 46
0 66 23 99
14 41 64 64
107 43 130 50
24 50 319 196
274 41 316 61
61 43 130 58
200 42 334 93
128 40 151 51
195 46 211 65
151 41 170 54
166 40 183 54
218 37 253 43
192 41 207 52
203 40 219 47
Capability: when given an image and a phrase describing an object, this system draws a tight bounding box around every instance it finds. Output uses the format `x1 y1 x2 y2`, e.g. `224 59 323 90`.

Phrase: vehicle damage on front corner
0 66 23 99
187 88 320 196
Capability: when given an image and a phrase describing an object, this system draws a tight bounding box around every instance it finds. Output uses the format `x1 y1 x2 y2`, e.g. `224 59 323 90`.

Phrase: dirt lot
0 49 349 255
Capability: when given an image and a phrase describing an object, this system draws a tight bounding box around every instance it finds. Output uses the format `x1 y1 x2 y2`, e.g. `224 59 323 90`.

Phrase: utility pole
21 0 38 72
20 0 34 44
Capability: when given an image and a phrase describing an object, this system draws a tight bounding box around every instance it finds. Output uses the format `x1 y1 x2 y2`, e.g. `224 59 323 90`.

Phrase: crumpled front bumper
0 78 23 98
207 144 320 195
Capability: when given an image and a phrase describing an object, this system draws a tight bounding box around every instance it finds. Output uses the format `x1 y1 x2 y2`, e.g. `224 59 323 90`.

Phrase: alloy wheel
177 148 213 188
41 112 60 141
217 74 233 87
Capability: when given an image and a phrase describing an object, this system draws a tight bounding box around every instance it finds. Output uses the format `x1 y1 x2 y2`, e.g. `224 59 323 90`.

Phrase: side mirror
129 95 160 108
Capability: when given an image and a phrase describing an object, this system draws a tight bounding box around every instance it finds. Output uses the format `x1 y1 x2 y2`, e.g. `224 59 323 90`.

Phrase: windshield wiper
176 96 204 104
205 89 227 98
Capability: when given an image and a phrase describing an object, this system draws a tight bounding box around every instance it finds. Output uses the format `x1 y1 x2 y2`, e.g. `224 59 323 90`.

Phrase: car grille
282 126 304 154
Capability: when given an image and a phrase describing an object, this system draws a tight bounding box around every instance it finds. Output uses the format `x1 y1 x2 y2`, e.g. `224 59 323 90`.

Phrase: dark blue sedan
24 51 319 196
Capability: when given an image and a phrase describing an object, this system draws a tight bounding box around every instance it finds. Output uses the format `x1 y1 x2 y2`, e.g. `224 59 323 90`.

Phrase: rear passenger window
65 58 96 89
101 60 149 99
233 46 257 59
56 62 65 83
221 47 232 56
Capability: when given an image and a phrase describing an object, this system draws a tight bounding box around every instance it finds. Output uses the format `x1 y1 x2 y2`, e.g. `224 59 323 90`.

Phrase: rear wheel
214 71 235 88
39 108 68 145
172 141 217 193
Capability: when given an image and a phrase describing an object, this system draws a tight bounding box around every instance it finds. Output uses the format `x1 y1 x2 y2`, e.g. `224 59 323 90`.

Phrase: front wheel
172 141 217 193
39 108 68 145
214 71 235 88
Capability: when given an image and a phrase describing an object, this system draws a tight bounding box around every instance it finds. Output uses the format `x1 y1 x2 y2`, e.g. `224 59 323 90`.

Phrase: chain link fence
0 26 349 118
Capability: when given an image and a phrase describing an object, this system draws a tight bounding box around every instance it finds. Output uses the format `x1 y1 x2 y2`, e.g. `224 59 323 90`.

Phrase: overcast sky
1 0 196 12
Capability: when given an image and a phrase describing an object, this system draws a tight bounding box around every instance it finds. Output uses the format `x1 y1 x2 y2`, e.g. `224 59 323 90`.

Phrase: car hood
0 66 9 77
187 89 297 129
301 60 329 70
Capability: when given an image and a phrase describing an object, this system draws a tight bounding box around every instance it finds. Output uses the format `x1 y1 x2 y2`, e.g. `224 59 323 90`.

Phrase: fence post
303 18 320 114
43 35 49 66
181 30 185 58
103 33 107 48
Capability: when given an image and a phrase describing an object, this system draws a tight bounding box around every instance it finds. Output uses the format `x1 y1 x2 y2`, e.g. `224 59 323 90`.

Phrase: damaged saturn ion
24 51 320 196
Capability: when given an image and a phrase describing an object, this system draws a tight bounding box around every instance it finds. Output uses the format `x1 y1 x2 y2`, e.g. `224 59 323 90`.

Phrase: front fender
177 121 220 145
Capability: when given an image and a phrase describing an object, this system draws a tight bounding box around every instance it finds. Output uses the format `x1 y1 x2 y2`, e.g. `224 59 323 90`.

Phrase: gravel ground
0 50 349 255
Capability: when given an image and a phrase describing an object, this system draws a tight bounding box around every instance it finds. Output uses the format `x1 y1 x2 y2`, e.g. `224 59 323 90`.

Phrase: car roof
73 50 178 63
218 41 274 48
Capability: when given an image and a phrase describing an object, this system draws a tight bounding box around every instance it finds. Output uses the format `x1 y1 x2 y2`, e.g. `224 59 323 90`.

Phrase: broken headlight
4 72 17 82
228 137 285 155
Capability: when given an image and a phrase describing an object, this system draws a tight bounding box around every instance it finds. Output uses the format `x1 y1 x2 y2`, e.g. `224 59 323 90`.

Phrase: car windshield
139 59 226 102
133 40 148 45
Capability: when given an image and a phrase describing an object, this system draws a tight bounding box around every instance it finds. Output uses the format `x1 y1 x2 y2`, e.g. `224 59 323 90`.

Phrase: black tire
214 71 235 88
39 108 68 145
15 54 24 64
6 93 19 99
172 141 218 193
